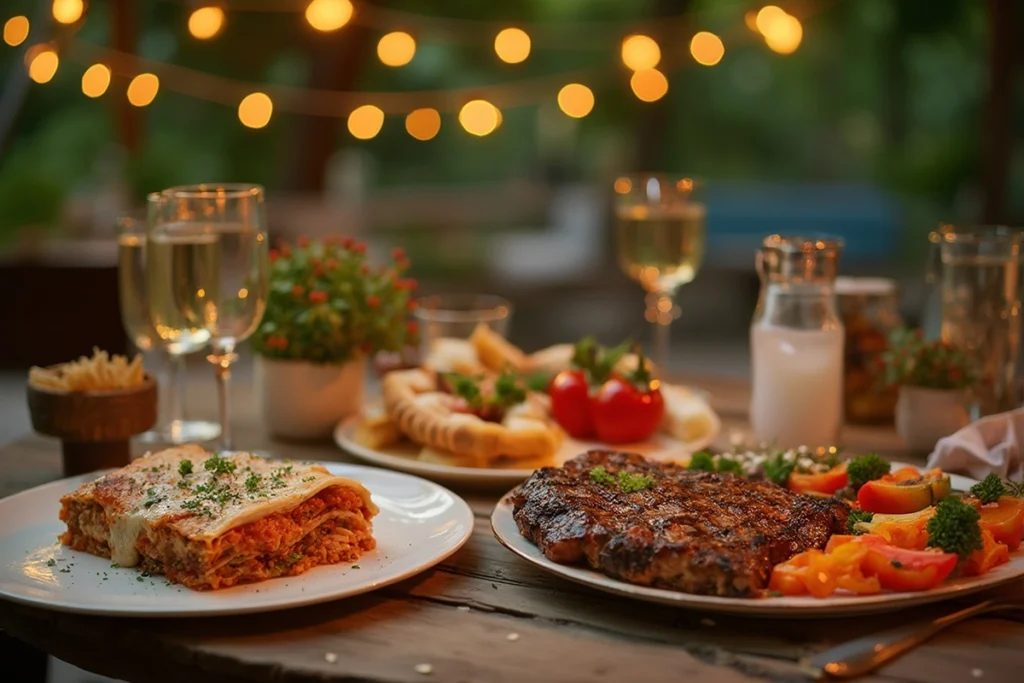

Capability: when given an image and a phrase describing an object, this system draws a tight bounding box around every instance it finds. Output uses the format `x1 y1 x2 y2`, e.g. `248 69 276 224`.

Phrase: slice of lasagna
58 445 378 590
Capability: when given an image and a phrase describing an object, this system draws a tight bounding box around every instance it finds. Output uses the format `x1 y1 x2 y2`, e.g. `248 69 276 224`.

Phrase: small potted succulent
879 328 976 451
251 236 419 439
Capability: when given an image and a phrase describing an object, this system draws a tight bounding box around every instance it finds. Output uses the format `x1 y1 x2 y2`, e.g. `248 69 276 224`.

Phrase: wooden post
980 0 1018 224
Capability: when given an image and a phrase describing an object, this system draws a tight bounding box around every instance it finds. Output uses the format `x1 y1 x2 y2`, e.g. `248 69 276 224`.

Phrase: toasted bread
423 338 485 375
470 324 528 372
660 384 717 443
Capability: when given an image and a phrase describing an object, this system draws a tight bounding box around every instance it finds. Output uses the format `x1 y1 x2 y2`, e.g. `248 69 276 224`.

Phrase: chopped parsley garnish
891 560 903 568
302 476 317 483
351 564 360 569
589 466 615 486
136 576 144 582
178 459 193 476
245 472 262 494
687 451 716 472
270 466 293 489
617 470 656 493
204 452 237 476
492 370 527 410
46 558 56 567
182 480 241 517
176 480 191 490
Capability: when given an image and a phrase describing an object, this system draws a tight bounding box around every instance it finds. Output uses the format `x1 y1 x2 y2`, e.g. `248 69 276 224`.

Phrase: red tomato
590 377 665 444
548 370 595 438
977 497 1024 551
858 536 957 591
788 464 849 495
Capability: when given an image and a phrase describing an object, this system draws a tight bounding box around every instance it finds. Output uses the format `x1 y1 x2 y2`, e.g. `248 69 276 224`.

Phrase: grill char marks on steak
511 451 849 597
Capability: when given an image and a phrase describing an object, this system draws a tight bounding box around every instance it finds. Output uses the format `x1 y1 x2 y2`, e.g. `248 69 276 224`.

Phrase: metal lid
758 234 843 283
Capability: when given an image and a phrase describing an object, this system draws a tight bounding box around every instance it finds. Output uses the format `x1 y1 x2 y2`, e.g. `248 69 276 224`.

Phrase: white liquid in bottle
750 325 844 448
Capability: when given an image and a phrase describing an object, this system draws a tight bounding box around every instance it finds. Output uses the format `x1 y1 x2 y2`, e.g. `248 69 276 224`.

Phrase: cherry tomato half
548 369 594 439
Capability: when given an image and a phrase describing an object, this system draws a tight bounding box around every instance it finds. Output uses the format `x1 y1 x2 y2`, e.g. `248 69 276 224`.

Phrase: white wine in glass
155 184 269 451
613 175 706 374
119 211 220 444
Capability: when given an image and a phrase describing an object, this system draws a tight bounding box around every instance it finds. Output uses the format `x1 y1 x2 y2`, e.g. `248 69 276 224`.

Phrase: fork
800 600 1024 679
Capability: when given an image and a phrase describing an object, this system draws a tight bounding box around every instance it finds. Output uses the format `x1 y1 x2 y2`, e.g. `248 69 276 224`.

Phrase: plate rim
487 466 1024 618
0 462 475 618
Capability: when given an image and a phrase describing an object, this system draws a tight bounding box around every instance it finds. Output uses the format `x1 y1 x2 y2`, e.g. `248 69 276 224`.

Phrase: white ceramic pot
895 386 970 452
256 356 365 440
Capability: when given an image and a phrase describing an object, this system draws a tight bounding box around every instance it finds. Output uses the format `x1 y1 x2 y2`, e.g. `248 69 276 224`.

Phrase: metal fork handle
800 600 1024 679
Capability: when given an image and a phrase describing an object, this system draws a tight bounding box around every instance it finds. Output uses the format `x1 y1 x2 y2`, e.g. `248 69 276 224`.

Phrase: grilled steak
511 451 849 597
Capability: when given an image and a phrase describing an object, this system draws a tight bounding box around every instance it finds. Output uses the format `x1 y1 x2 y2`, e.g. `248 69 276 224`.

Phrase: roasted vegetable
788 464 848 496
857 468 951 514
925 497 984 560
846 453 891 491
976 496 1024 551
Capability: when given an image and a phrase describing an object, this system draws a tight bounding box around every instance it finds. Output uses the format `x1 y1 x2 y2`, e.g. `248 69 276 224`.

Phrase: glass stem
209 348 237 451
168 352 187 427
647 290 676 376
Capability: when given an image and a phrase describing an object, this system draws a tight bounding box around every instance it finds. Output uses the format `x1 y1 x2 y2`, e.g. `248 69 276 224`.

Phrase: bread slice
353 406 405 450
423 338 485 375
660 384 716 443
470 324 528 372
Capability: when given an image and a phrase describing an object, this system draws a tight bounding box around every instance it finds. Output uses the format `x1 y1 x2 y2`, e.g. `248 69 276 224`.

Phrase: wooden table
1 376 1022 683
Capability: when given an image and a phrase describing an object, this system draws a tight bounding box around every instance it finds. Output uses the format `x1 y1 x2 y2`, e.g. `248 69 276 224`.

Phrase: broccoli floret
763 453 796 487
846 509 874 534
688 451 715 472
846 453 891 491
716 458 743 476
970 474 1006 505
925 497 983 559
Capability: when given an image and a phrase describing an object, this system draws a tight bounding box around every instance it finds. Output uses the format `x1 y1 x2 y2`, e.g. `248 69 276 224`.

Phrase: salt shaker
750 235 845 448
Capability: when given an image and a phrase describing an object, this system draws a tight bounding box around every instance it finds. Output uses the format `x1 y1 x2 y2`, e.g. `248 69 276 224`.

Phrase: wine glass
613 174 706 375
152 184 269 450
118 203 221 444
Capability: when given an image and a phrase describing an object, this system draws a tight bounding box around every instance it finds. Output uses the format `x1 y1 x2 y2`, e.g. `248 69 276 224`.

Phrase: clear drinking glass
413 293 513 354
119 204 221 444
613 174 706 374
929 224 1024 416
152 184 269 450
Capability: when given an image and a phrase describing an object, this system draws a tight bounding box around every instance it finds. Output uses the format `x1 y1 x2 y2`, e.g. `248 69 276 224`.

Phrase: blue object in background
703 183 900 268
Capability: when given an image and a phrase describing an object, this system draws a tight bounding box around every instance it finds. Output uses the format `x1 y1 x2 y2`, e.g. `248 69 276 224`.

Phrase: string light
305 0 353 32
621 34 660 71
127 73 159 107
3 16 30 47
494 27 530 64
557 83 594 119
405 107 440 140
377 31 415 67
52 0 84 25
754 6 787 35
238 92 273 128
188 7 225 40
458 99 499 136
689 31 724 66
81 63 111 97
27 49 59 83
630 68 668 102
348 104 384 139
763 14 802 54
744 11 759 32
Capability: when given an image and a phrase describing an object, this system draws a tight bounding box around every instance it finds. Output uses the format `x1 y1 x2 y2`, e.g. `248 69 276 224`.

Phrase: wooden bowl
27 372 158 476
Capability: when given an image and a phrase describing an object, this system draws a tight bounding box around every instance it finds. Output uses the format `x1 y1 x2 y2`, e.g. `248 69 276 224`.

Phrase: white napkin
926 408 1024 481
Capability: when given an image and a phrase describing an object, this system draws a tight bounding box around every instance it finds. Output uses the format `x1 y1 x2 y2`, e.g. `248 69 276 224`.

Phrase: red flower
360 264 370 275
392 247 406 261
351 241 367 254
395 278 418 291
360 342 374 354
325 258 339 270
315 266 325 277
280 245 292 258
267 335 288 350
269 249 280 262
291 284 305 297
406 321 419 335
367 295 380 308
407 299 419 311
311 257 321 267
297 236 310 248
342 237 354 249
309 290 328 304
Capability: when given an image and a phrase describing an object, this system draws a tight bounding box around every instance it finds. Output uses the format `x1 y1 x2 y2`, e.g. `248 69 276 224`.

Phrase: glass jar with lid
750 235 844 448
835 277 902 424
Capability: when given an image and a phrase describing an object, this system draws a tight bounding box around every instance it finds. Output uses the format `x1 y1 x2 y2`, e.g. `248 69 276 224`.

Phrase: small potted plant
251 236 419 439
879 328 975 451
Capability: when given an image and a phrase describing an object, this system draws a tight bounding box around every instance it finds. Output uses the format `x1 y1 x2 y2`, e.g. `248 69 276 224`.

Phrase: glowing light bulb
3 16 30 47
305 0 353 32
458 100 499 137
557 83 594 119
755 6 787 35
27 49 59 84
630 68 668 103
377 31 415 67
621 34 660 71
690 31 725 66
347 105 384 140
763 14 803 54
127 73 159 107
81 63 111 98
238 92 273 129
52 0 83 25
188 7 225 40
405 108 441 141
494 27 530 64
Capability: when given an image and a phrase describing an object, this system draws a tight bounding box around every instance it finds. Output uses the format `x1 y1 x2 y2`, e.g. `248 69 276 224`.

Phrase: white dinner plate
0 463 473 617
334 405 720 489
490 466 1024 618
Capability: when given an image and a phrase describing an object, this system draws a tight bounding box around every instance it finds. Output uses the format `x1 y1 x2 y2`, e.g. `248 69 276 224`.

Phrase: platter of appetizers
334 326 719 486
491 449 1024 617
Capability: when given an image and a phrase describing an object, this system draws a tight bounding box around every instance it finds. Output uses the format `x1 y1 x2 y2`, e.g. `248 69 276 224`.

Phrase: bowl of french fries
27 348 157 475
